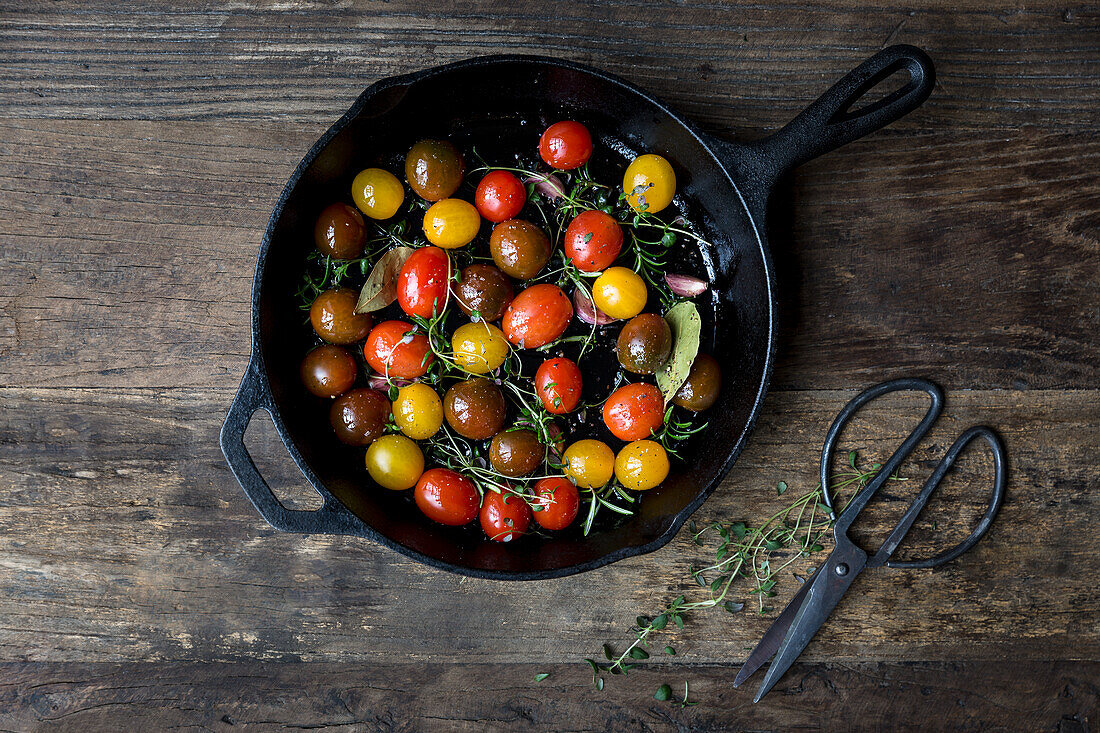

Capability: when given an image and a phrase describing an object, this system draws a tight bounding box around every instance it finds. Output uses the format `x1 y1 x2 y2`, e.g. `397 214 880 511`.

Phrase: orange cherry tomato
475 170 526 223
501 284 573 349
363 320 434 380
479 490 531 542
397 246 451 319
564 210 623 272
602 383 665 441
539 121 593 170
414 468 480 526
535 357 583 414
532 477 580 530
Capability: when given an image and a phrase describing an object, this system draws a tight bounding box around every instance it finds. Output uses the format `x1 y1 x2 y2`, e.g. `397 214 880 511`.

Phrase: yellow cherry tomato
392 383 444 440
452 321 510 374
614 439 670 491
352 168 405 220
623 154 676 213
592 266 647 320
563 439 615 489
423 198 481 248
365 434 425 490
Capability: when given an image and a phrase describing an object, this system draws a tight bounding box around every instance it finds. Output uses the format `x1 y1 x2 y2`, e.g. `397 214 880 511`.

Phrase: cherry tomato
397 246 451 318
592 267 647 320
423 198 481 249
673 353 722 412
534 357 582 414
414 468 480 526
300 344 357 398
616 313 672 374
479 490 531 542
623 154 676 214
603 383 665 441
351 168 405 220
443 378 507 440
329 388 390 446
363 320 434 380
564 210 623 272
562 439 615 488
451 321 510 374
314 202 366 259
474 170 526 223
489 219 551 280
501 284 573 349
310 287 373 345
539 121 593 170
365 434 424 491
453 264 514 322
531 477 580 530
489 429 543 477
614 440 669 491
406 139 465 201
391 383 444 440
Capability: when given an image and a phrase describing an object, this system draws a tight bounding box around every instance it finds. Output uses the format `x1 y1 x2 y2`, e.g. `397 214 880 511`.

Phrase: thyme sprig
586 450 907 689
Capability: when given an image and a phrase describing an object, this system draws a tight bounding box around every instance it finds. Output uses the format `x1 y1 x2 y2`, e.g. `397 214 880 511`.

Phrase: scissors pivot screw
834 563 849 576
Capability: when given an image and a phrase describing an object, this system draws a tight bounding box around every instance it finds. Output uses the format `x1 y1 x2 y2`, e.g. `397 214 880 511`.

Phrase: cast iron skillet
221 45 934 580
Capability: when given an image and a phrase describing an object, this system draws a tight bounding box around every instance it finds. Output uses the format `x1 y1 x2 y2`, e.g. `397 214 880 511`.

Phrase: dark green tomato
313 202 366 260
489 429 544 477
329 388 391 446
673 353 722 411
616 314 672 374
489 220 551 280
310 287 373 345
443 378 507 440
300 344 357 398
454 264 514 322
405 139 465 202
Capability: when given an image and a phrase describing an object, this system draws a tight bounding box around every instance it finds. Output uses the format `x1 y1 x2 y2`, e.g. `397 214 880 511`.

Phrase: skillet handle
220 356 344 534
752 44 935 183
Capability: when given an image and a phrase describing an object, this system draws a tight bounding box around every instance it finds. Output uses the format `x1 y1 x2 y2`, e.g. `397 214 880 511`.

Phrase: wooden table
1 1 1097 729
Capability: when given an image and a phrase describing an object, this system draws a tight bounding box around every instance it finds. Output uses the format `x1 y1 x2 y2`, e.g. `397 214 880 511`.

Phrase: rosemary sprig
587 450 906 686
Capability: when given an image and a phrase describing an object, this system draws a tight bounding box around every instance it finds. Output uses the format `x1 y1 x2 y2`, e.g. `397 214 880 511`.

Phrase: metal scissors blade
741 540 868 702
732 570 815 687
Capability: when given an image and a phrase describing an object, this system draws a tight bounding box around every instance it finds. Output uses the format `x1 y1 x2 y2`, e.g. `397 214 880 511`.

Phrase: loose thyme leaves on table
584 450 906 696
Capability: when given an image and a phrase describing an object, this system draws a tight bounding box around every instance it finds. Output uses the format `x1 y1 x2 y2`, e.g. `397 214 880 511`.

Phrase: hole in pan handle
220 356 348 535
752 44 936 182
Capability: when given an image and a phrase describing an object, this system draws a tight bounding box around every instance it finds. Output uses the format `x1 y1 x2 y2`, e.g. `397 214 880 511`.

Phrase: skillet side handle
220 357 340 534
751 44 935 185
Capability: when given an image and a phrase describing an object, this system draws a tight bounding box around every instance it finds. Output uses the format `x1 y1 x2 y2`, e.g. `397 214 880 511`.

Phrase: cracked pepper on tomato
293 120 721 541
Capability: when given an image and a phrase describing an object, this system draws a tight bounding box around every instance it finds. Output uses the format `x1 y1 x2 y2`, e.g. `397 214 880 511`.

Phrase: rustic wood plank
1 1 1097 130
0 119 1095 391
0 660 1096 731
0 386 1095 664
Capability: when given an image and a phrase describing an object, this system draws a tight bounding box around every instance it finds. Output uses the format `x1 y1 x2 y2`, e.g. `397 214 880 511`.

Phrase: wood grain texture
0 661 1096 731
0 120 1095 391
1 387 1095 665
1 1 1098 131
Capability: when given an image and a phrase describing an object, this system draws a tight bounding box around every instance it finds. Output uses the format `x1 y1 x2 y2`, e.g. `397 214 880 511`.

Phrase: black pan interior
254 57 774 577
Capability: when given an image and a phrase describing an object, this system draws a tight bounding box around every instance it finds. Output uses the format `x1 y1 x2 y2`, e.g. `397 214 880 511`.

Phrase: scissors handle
874 425 1006 569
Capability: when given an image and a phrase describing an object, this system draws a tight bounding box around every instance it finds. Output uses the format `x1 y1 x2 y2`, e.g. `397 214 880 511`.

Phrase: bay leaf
354 246 414 313
655 301 701 403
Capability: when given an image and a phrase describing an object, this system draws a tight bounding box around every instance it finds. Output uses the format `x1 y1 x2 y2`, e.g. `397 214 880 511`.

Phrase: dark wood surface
1 1 1097 730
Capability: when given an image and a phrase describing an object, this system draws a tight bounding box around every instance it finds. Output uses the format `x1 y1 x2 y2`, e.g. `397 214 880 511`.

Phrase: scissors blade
753 542 868 703
733 570 817 687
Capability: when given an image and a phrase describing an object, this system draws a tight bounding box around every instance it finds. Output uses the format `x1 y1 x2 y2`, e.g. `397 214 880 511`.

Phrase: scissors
733 378 1006 703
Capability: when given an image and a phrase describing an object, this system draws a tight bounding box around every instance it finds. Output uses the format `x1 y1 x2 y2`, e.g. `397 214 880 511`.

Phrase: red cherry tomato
602 383 665 441
539 121 593 170
564 210 623 272
535 357 583 414
479 490 532 542
364 320 434 379
414 468 480 526
501 284 573 348
474 170 526 223
397 246 451 318
532 477 580 530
